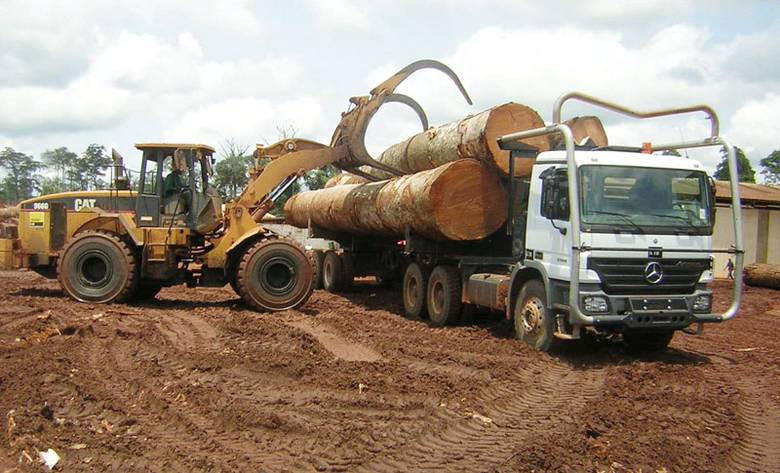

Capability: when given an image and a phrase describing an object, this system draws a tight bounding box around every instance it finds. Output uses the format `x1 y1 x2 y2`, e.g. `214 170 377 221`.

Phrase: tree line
2 142 777 207
0 140 339 216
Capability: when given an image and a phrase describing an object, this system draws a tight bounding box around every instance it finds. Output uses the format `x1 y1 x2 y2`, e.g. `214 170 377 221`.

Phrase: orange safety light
641 142 653 154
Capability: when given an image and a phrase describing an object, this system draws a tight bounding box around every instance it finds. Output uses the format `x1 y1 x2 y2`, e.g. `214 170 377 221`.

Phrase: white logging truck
292 92 744 352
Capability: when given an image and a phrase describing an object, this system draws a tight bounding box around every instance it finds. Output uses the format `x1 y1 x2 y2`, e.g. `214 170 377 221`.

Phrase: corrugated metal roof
715 181 780 205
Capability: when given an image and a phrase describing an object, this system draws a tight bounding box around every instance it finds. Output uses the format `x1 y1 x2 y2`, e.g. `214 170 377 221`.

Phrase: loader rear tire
237 238 315 312
58 231 138 304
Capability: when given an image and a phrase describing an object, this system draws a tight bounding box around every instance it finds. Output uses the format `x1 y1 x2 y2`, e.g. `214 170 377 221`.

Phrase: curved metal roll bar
498 92 744 326
553 91 720 139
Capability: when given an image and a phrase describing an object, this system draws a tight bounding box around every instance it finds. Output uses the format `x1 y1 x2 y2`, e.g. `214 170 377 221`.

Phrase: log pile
286 159 506 241
289 104 611 242
743 264 780 290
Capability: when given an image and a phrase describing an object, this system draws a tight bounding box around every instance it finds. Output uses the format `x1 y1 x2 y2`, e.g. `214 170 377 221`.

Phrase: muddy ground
0 271 778 472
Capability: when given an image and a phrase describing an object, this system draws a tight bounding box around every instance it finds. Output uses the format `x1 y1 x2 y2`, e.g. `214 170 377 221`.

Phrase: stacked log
549 116 608 149
324 173 367 188
743 264 780 290
285 159 506 241
363 103 549 179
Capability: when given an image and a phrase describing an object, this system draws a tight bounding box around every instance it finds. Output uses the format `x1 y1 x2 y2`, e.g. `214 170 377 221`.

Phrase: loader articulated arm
237 59 472 221
237 139 345 220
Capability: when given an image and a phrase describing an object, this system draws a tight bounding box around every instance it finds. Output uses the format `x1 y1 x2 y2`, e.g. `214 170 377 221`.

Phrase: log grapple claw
330 59 472 178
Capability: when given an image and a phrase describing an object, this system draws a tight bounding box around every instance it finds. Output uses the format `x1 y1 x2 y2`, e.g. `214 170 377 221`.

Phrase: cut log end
428 159 507 240
485 103 549 176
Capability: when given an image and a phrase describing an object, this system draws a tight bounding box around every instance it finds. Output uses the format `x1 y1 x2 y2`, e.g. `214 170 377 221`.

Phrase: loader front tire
58 231 138 304
237 238 315 312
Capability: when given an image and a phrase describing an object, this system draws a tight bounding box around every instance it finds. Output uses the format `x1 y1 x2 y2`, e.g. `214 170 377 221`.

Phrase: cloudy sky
1 0 779 179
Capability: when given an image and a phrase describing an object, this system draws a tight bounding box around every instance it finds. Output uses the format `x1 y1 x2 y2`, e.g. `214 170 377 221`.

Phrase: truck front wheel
403 262 429 319
514 280 560 352
236 238 315 311
426 265 462 327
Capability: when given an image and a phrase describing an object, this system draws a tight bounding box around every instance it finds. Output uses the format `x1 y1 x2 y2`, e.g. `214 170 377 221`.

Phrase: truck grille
587 258 709 295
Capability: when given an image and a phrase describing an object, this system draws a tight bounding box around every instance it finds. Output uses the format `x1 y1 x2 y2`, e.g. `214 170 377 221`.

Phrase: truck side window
541 170 569 221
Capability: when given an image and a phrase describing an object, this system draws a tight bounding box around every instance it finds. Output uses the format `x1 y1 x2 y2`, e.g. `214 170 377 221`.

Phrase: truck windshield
580 165 712 234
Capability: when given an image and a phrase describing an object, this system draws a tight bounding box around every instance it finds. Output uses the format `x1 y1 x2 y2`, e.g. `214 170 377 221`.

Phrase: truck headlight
692 295 711 313
583 296 609 313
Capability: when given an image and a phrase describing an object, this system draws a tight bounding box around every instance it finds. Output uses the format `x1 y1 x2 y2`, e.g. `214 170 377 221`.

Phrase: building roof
715 181 780 207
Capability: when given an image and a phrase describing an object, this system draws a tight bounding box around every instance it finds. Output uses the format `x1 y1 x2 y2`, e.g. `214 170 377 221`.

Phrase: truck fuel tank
466 273 511 312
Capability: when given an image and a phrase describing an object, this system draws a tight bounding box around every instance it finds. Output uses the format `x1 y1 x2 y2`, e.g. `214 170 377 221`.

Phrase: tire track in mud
720 380 780 473
285 317 383 362
306 363 605 473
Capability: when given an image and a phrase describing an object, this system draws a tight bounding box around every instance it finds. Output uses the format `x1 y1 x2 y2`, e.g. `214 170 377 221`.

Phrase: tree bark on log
324 173 367 188
285 159 507 241
362 103 548 179
549 116 608 149
743 264 780 290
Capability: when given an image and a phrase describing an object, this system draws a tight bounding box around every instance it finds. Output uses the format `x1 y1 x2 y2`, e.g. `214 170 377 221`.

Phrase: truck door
533 167 572 280
135 151 161 227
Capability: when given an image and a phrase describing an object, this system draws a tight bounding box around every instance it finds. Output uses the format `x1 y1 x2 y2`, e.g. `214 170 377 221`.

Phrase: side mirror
542 175 557 216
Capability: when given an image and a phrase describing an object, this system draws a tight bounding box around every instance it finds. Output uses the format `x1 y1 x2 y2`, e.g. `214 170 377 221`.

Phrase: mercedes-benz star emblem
644 262 664 284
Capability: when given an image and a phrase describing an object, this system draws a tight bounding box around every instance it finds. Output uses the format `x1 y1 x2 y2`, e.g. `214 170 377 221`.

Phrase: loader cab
134 143 223 234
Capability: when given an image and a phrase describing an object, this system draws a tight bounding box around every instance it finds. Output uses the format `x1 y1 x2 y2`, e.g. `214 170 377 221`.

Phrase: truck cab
495 92 743 351
514 149 719 349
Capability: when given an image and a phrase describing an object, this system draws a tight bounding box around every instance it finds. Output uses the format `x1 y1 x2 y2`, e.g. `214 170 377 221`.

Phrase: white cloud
163 96 326 149
729 94 780 159
582 0 694 20
0 31 302 136
365 22 780 174
309 0 370 30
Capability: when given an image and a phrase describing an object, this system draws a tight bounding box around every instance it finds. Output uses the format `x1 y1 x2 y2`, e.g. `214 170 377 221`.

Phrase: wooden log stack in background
743 264 780 290
286 159 507 241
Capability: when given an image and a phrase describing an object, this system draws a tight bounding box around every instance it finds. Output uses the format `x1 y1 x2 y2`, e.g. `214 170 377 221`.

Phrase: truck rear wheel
322 251 343 293
623 330 674 353
341 252 355 291
58 231 138 304
237 238 315 311
403 262 429 319
312 251 325 290
514 279 560 352
426 265 462 327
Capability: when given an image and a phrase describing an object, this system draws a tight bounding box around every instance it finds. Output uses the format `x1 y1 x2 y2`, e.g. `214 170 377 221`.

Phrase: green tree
0 147 42 203
41 146 77 192
713 146 756 183
213 140 253 200
272 181 301 217
759 149 780 185
303 165 340 191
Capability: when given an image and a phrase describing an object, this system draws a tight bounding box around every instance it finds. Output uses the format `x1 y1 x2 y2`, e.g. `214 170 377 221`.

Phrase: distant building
713 182 780 277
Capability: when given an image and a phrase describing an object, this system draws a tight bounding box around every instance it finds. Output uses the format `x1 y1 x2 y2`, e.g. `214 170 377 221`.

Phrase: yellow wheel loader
0 60 471 311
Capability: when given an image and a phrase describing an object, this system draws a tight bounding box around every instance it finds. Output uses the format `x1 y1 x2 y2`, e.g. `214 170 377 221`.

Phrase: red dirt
0 272 778 472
